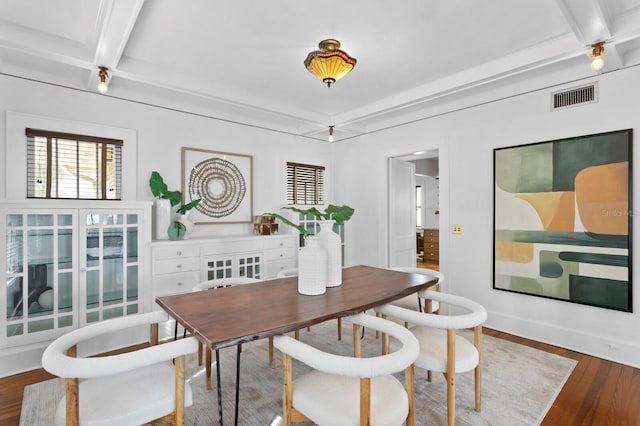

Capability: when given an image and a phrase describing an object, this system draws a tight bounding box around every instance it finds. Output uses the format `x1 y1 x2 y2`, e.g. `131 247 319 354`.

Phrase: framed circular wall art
181 147 253 224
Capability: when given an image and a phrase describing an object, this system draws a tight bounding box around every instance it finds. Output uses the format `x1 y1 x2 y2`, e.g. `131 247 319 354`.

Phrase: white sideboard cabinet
150 234 298 304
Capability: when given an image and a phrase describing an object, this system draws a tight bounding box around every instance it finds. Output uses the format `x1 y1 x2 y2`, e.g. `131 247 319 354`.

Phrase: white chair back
276 268 298 278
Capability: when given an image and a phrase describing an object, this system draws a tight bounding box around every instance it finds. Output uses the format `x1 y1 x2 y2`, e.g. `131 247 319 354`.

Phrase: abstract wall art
493 129 632 311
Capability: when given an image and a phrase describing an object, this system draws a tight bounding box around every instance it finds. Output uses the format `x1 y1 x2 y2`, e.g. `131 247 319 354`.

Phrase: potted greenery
267 204 354 287
149 171 201 240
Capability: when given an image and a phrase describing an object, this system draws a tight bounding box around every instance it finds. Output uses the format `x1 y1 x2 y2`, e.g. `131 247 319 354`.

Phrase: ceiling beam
86 0 145 92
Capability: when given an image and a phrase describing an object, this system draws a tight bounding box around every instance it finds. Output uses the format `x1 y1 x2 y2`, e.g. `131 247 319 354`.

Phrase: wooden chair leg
66 345 79 426
198 342 203 366
353 324 361 358
474 325 482 412
294 329 300 340
174 355 186 426
446 329 456 426
381 314 389 355
360 377 371 426
405 364 415 426
282 353 293 426
205 347 212 390
269 336 274 366
337 317 342 340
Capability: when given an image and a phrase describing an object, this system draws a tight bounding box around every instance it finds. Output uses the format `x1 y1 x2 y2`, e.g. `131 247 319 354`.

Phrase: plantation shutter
26 128 122 200
287 162 325 205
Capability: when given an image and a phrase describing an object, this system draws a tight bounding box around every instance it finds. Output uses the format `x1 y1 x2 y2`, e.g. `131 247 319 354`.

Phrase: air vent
552 83 597 110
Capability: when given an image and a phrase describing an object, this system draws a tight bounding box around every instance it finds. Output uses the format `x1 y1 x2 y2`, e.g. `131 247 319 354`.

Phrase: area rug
20 320 576 425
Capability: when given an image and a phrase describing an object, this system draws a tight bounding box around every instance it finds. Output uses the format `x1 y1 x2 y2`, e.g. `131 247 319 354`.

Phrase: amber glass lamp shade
304 39 357 87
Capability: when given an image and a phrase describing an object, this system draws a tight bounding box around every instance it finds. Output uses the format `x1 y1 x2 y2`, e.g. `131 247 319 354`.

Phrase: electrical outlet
452 224 463 234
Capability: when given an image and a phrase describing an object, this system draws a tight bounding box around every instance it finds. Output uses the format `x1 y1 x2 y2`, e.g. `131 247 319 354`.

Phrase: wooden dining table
155 264 438 425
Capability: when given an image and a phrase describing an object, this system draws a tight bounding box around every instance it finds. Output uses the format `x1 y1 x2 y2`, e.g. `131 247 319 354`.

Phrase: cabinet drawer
153 271 201 299
423 250 439 261
264 247 297 262
153 245 200 260
153 257 200 275
265 259 297 278
264 237 297 250
424 236 439 244
423 229 439 237
424 242 439 250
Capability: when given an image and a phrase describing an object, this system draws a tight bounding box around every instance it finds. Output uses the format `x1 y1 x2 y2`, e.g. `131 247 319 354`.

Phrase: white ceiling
1 0 640 142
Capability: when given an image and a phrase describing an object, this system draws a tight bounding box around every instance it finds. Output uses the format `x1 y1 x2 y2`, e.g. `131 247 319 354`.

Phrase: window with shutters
26 128 122 200
286 162 325 205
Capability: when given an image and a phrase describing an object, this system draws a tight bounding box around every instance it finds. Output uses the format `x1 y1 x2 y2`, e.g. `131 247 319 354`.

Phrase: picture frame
181 147 253 224
493 129 633 312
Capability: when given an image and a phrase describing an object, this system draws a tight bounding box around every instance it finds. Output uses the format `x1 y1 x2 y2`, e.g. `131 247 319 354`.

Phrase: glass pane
7 214 22 226
102 214 123 225
86 214 100 226
58 315 73 328
28 318 54 333
7 324 23 337
6 276 23 320
58 214 72 226
103 257 123 305
126 214 138 225
87 270 100 308
87 311 100 323
126 304 138 315
27 230 53 266
6 229 23 274
58 229 73 269
86 228 100 267
126 227 138 263
104 229 123 260
127 265 138 301
27 214 53 227
103 307 123 320
58 272 73 313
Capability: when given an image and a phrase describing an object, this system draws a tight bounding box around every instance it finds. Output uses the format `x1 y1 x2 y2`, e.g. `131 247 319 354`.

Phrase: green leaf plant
149 171 201 213
266 204 355 238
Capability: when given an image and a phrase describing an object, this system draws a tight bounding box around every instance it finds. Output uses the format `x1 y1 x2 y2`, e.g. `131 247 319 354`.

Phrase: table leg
235 345 241 426
216 349 223 425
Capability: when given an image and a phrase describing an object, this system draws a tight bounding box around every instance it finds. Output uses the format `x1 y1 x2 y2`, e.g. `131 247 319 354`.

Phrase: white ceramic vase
176 213 195 239
154 199 171 240
297 236 327 295
316 220 342 287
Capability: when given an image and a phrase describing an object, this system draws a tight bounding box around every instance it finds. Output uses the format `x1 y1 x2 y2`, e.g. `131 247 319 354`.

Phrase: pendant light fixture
327 125 334 142
590 42 605 72
304 39 357 87
97 66 109 94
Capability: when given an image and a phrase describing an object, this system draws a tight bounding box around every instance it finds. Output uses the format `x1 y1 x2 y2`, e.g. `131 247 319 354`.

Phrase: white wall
333 66 640 368
0 74 331 238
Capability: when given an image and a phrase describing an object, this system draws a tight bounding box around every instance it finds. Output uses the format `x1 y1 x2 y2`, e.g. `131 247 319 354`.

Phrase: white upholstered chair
389 267 444 314
274 312 420 426
41 310 198 426
191 277 262 389
376 291 488 426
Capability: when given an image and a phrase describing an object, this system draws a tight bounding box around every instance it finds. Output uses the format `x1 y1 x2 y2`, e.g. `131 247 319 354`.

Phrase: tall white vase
154 199 171 240
316 220 342 287
297 236 327 295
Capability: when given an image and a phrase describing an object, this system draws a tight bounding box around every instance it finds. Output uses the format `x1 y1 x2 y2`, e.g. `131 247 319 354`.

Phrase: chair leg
446 329 456 426
337 317 342 340
198 342 203 366
282 353 293 426
269 336 274 366
174 355 186 426
66 345 79 426
405 364 415 426
360 377 371 426
474 325 483 412
294 329 300 340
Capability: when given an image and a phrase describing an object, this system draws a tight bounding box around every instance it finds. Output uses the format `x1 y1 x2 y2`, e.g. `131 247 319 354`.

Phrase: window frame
286 162 325 205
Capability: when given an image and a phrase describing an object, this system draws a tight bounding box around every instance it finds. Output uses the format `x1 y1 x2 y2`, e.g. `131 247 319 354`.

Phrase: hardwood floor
1 330 638 425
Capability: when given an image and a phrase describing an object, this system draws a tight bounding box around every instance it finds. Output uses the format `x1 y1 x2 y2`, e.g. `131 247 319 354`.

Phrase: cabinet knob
177 251 182 256
279 242 284 246
177 282 183 286
279 254 283 257
176 264 182 269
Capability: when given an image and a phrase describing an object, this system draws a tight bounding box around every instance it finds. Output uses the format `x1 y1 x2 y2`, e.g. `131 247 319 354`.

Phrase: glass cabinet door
79 210 142 325
2 210 77 347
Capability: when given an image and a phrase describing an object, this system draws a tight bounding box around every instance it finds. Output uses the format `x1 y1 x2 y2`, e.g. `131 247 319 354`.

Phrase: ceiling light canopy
590 42 605 72
304 39 357 87
97 66 109 94
327 125 334 142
